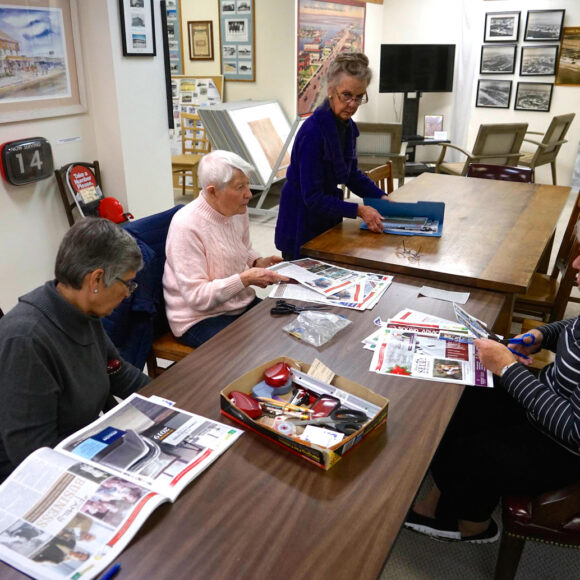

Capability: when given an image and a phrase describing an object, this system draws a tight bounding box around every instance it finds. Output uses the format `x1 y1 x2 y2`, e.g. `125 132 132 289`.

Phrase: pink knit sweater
163 195 260 337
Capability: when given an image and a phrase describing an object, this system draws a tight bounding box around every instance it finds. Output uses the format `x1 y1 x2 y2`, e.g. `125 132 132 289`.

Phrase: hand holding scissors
270 300 329 316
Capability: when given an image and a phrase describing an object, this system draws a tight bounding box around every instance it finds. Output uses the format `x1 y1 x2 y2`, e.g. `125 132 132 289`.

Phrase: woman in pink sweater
163 150 289 347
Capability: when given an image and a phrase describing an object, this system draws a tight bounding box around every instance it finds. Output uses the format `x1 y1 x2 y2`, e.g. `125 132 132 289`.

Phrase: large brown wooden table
1 275 505 580
302 172 571 336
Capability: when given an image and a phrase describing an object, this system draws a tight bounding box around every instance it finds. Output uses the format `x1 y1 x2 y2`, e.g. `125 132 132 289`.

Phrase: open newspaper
0 394 242 580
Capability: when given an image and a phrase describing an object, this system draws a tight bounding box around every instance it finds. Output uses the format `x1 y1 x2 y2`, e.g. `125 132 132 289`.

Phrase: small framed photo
520 45 558 76
424 115 443 139
524 10 565 42
555 27 580 87
118 0 156 56
188 21 214 60
484 11 520 43
476 79 512 109
480 44 517 74
514 82 553 112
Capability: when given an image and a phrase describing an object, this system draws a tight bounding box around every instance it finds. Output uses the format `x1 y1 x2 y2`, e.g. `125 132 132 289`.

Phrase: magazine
0 394 243 580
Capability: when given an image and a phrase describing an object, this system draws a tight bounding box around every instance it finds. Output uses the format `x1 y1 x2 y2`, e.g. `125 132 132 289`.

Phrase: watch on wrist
500 361 517 377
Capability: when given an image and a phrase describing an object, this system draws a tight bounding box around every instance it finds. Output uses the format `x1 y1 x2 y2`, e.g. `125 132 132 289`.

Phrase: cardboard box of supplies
219 356 389 470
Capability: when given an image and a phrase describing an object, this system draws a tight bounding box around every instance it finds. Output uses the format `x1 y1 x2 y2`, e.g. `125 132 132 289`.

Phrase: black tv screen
379 44 456 93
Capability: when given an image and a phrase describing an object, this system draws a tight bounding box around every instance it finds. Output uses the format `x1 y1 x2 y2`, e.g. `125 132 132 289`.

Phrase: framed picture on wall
475 79 512 109
555 27 580 87
524 10 565 42
480 44 516 74
119 0 156 56
484 12 520 43
520 45 558 76
514 82 553 112
188 21 214 60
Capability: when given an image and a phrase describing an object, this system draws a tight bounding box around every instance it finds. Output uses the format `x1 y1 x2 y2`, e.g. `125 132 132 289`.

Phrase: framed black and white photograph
524 10 565 42
475 79 512 108
484 11 520 43
514 82 553 112
556 27 580 87
119 0 156 56
520 45 558 76
218 0 255 81
480 44 516 74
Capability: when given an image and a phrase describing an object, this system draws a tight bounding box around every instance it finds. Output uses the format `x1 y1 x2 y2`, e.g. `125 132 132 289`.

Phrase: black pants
431 386 580 523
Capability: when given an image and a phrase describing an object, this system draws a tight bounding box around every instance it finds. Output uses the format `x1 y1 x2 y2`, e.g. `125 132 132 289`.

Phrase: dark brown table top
302 172 571 294
1 273 505 580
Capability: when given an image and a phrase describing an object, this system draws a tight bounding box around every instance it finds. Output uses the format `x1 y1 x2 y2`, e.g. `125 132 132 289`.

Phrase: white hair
198 150 254 190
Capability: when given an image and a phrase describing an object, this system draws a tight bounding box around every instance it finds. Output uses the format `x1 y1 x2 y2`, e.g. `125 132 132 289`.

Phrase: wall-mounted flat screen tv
379 44 456 93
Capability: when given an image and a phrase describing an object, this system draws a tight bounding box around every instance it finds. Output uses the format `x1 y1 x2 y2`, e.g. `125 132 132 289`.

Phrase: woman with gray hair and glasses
0 218 151 482
275 52 392 260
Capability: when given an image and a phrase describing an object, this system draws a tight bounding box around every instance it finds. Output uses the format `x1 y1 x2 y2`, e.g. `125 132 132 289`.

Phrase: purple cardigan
275 99 385 259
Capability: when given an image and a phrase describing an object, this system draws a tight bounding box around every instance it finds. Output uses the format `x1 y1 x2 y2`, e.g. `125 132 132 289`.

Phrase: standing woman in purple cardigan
275 52 390 260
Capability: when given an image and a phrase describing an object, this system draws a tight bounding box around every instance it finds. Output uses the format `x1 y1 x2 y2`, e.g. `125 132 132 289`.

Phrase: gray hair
55 218 143 289
327 52 372 90
197 150 254 191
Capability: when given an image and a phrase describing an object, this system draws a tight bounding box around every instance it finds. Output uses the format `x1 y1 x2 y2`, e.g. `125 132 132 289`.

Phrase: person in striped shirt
404 250 580 544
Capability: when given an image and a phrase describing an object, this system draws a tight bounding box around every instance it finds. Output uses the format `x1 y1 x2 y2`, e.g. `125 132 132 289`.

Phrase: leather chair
495 478 580 580
466 163 533 183
435 123 528 177
365 162 394 195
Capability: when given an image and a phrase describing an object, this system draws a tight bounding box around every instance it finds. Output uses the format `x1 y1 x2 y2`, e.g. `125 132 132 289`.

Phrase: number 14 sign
0 137 54 186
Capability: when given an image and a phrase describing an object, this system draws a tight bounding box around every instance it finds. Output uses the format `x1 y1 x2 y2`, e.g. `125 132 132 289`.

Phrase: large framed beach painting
0 0 86 124
297 0 365 117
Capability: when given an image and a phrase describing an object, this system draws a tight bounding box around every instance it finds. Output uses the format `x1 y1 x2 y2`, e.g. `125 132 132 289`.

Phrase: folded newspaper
0 394 242 580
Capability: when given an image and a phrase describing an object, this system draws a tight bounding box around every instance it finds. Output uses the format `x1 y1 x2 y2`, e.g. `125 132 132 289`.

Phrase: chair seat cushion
437 162 465 176
152 332 194 361
518 152 533 166
171 154 203 169
516 273 558 305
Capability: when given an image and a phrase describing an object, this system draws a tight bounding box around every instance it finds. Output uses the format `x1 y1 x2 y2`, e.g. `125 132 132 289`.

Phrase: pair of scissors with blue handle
289 407 367 435
497 333 535 359
270 300 329 316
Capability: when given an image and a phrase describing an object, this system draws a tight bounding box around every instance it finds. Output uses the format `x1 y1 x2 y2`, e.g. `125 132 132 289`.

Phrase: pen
101 563 121 580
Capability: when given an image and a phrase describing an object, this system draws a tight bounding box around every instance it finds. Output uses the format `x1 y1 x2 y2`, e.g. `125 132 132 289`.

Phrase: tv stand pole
402 92 422 140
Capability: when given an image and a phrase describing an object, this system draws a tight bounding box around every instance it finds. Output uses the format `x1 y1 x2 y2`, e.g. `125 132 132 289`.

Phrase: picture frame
119 0 156 56
218 0 256 82
480 44 517 74
555 27 580 87
0 0 87 124
524 9 565 42
475 79 512 109
188 21 214 60
520 45 558 76
514 82 553 112
424 115 443 139
165 0 184 75
484 11 520 43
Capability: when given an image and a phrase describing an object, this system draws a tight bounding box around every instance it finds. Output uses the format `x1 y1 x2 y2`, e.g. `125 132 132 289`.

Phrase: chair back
356 122 403 156
529 113 575 167
181 113 211 156
365 162 394 194
466 164 533 183
470 123 528 166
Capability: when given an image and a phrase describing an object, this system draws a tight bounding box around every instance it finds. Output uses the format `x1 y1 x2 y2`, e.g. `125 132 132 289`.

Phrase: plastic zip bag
282 311 351 347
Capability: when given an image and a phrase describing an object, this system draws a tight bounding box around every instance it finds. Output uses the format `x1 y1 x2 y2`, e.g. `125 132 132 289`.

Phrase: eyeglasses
116 277 138 294
396 240 422 262
335 90 368 106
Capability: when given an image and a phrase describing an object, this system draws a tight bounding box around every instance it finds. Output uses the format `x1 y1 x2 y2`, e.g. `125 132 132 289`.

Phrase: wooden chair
435 123 528 177
466 163 533 183
519 113 576 185
365 162 394 195
356 122 407 188
146 332 193 378
495 477 580 580
171 113 211 197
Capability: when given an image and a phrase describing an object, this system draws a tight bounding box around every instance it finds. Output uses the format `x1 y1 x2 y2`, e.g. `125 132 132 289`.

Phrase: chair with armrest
518 113 575 185
466 163 534 183
356 122 407 189
365 162 394 195
435 123 528 177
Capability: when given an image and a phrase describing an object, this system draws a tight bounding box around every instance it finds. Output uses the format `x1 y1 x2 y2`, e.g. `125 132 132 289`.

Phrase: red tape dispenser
252 362 293 399
229 391 262 419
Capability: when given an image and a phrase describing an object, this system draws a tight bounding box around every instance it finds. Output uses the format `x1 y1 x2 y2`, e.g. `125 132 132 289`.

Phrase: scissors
270 300 329 316
288 406 367 435
493 332 535 359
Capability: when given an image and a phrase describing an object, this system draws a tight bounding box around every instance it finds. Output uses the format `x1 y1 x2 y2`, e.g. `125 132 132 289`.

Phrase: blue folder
361 199 445 237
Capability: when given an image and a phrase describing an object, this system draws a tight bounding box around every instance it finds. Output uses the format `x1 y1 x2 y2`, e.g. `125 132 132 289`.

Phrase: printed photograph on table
0 0 86 124
218 0 255 81
479 44 516 74
520 45 558 76
297 0 366 116
555 27 580 87
475 79 512 109
524 9 565 42
514 82 553 112
188 21 214 60
483 11 520 43
119 0 156 56
424 115 443 139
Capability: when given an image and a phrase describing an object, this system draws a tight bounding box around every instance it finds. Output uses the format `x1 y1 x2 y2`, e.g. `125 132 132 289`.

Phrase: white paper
419 286 470 304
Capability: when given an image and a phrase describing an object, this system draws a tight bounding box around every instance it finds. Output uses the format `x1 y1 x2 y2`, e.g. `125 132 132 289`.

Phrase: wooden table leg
492 293 515 337
536 231 555 274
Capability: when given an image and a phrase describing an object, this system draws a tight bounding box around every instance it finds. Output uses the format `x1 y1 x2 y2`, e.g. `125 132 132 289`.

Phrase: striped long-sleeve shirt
501 317 580 455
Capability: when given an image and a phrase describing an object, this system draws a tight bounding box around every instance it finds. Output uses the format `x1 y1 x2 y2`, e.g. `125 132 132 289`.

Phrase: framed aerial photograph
480 44 516 74
424 115 443 139
188 21 213 60
514 82 553 112
0 0 87 124
475 79 512 108
218 0 255 82
119 0 156 56
524 9 565 42
484 11 520 43
520 45 558 76
555 27 580 87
